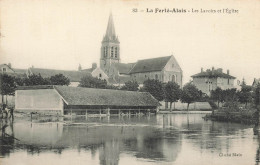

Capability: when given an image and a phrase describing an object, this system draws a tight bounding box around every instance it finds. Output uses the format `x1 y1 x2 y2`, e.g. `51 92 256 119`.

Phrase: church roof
29 68 91 82
114 63 135 75
129 56 172 74
102 13 119 43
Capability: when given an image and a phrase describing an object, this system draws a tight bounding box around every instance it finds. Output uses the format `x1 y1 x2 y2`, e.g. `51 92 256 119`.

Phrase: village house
0 63 27 78
0 62 109 87
99 13 183 87
15 85 159 115
79 63 109 81
191 67 236 96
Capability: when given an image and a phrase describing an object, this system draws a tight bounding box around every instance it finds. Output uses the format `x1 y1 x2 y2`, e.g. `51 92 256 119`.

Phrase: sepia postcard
0 0 260 165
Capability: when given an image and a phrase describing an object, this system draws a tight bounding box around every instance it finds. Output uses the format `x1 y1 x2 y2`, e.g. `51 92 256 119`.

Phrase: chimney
92 63 97 69
201 67 203 73
227 69 230 75
78 64 82 71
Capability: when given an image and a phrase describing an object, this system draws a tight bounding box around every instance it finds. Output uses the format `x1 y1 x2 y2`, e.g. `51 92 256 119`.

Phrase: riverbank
204 109 257 124
158 110 212 114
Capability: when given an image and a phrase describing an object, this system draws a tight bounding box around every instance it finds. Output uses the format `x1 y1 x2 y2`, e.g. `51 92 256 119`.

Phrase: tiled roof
81 68 95 73
29 68 91 82
54 86 159 107
114 63 135 74
13 68 27 74
129 56 172 74
191 70 236 79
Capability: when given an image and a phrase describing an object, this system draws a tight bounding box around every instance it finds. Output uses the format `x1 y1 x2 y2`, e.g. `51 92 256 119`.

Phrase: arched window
115 47 118 58
105 47 108 57
111 47 114 58
155 74 158 80
172 75 176 82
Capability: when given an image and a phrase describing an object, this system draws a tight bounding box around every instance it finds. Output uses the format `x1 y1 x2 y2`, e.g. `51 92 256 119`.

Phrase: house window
2 68 6 72
172 75 176 82
99 74 102 78
145 75 147 78
111 47 114 58
115 47 118 58
228 79 230 85
155 74 158 80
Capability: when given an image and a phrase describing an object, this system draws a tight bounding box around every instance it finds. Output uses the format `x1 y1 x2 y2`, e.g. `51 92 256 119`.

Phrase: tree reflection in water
0 114 257 165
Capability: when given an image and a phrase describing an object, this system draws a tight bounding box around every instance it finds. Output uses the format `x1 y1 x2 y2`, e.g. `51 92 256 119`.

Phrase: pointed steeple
103 13 119 43
106 13 116 37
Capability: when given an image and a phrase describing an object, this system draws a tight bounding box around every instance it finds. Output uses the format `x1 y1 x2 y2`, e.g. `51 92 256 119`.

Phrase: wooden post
139 109 141 116
100 109 102 116
85 110 88 118
118 110 121 117
107 108 110 116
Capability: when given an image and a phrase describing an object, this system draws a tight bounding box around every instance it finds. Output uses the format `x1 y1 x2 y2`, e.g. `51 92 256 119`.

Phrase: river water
0 113 259 165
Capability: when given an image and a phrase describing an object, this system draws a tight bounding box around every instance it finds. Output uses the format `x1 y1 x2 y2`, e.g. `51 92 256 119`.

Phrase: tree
238 85 252 108
180 83 201 110
210 87 224 108
50 74 70 86
79 75 108 89
120 80 139 91
164 82 181 111
24 74 50 86
254 84 260 109
0 74 16 104
222 88 239 109
142 79 164 101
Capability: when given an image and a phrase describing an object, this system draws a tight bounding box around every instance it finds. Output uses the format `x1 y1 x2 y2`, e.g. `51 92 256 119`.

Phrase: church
100 13 183 87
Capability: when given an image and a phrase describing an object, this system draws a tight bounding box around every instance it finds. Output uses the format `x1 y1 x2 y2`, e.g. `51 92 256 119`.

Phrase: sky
0 0 260 84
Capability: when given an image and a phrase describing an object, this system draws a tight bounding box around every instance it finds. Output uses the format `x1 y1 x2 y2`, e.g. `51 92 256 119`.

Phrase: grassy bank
204 108 258 124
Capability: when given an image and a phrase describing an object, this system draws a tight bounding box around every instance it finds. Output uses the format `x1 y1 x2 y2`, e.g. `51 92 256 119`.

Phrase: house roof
54 86 159 107
13 68 27 74
0 64 15 72
29 68 91 82
81 68 95 73
191 70 236 79
129 56 172 74
114 63 135 74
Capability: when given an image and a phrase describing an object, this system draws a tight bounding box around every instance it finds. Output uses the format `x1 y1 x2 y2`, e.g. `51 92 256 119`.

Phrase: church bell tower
100 13 120 74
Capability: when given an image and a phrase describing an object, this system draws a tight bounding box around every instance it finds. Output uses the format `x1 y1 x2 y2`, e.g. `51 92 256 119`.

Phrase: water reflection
0 114 258 165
